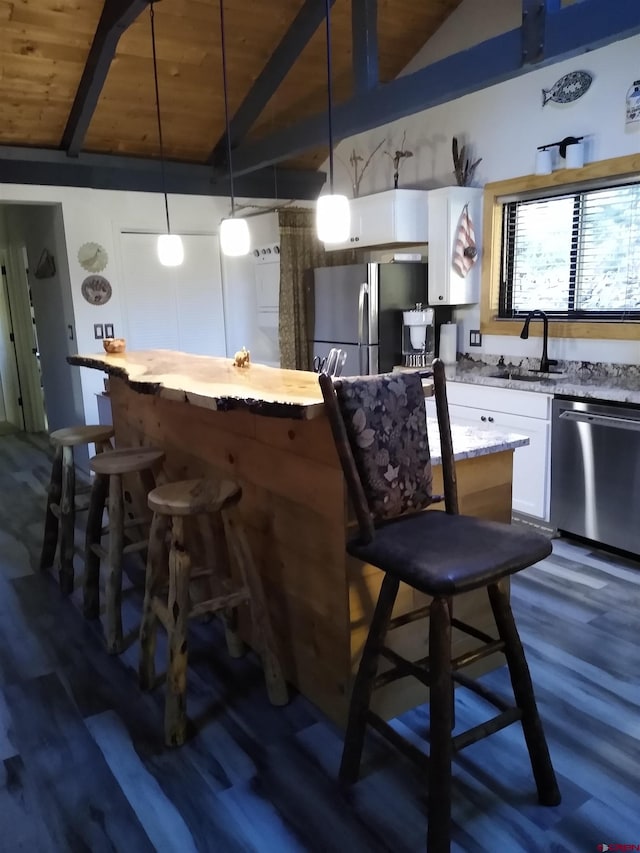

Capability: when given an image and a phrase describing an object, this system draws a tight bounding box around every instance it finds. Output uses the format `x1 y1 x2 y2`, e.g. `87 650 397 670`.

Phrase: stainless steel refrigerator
312 262 427 375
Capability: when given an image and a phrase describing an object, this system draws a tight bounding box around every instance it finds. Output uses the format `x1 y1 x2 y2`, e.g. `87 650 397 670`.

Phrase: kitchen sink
487 371 558 383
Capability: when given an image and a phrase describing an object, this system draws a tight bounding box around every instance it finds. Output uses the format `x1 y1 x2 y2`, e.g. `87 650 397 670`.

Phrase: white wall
0 184 280 425
330 4 640 365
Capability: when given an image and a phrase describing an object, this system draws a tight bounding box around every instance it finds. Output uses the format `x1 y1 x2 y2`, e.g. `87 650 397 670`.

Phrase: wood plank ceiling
0 0 463 173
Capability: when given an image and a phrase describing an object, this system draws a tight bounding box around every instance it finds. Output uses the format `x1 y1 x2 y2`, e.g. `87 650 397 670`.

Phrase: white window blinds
500 181 640 319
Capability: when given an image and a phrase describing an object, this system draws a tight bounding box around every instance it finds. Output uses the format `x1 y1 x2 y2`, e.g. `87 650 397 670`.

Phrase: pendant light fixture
316 0 350 244
150 2 184 267
218 0 250 257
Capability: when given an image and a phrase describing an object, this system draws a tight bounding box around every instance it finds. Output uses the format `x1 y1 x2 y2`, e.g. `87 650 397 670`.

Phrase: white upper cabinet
324 189 429 251
427 186 483 306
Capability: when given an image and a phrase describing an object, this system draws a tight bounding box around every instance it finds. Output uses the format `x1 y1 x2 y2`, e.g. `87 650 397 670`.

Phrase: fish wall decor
542 70 592 106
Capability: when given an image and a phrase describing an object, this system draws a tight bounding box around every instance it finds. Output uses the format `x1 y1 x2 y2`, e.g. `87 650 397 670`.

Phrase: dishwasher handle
559 409 640 432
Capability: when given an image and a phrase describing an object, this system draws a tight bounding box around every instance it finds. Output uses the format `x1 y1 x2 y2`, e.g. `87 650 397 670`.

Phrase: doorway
0 247 46 432
0 202 84 438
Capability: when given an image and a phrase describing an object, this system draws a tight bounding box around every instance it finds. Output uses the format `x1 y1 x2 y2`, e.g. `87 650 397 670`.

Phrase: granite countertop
445 360 640 405
428 417 528 465
69 350 326 419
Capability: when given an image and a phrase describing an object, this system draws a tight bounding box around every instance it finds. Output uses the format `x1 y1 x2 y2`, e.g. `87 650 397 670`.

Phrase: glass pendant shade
157 233 184 266
220 216 250 257
316 193 350 243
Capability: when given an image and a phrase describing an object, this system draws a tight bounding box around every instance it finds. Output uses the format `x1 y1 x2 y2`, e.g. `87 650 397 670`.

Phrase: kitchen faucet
519 310 559 373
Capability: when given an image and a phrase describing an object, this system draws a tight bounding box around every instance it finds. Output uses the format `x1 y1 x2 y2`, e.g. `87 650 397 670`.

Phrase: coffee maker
402 303 453 367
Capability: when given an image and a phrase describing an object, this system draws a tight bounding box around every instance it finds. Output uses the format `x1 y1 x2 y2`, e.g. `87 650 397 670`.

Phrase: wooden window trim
480 152 640 341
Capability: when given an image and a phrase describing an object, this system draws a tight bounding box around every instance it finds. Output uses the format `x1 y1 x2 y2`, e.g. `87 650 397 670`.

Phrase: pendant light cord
324 0 335 193
219 0 236 217
150 3 171 235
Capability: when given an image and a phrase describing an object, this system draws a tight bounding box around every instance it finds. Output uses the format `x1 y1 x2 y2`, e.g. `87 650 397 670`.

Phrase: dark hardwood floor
0 430 638 852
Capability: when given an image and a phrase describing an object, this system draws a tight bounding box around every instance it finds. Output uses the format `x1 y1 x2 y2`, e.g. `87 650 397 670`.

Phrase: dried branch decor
452 137 482 187
385 131 413 189
338 139 385 198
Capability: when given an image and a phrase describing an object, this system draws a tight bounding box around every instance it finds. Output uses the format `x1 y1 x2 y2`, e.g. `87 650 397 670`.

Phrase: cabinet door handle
480 415 487 422
488 416 494 422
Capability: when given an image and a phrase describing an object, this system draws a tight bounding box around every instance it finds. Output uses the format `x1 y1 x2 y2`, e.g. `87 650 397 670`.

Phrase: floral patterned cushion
334 372 432 521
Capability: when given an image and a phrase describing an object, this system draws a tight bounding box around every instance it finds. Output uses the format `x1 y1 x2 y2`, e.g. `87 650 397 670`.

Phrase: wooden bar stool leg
427 596 454 853
139 511 169 691
59 445 76 595
106 473 125 654
339 573 399 784
199 512 244 658
224 505 288 706
165 516 191 747
83 472 109 619
488 581 561 807
40 444 63 571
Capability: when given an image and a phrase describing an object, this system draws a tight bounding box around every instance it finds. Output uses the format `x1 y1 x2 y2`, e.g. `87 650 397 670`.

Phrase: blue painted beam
522 0 547 64
230 0 640 176
0 146 325 200
544 0 640 58
231 29 522 175
208 0 336 165
62 0 151 157
352 0 379 94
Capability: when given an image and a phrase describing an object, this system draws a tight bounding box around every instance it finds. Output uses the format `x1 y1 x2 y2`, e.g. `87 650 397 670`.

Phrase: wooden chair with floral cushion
319 361 560 853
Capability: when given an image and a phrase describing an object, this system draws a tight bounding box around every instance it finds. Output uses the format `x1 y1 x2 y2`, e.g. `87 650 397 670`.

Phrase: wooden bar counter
69 350 527 727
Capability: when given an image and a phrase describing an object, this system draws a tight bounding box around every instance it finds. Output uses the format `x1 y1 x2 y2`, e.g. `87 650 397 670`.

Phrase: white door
120 233 226 356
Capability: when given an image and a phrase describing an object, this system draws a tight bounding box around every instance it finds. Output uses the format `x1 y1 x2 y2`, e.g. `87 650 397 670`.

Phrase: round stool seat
148 478 240 517
50 424 114 448
90 446 165 476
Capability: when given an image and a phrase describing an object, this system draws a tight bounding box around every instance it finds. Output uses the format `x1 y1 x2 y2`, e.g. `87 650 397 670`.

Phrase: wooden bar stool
84 446 165 654
319 364 560 853
40 424 115 594
138 478 288 747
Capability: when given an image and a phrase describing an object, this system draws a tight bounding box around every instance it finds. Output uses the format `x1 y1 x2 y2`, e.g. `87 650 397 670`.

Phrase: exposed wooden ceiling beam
208 0 337 166
229 0 640 176
352 0 379 94
0 146 325 200
61 0 151 157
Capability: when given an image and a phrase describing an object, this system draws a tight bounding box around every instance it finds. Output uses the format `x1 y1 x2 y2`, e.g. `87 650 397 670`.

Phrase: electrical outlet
104 323 114 338
469 329 482 347
93 323 104 339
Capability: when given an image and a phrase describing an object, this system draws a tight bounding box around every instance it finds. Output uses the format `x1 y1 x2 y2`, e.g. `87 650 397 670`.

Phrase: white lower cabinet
441 383 553 521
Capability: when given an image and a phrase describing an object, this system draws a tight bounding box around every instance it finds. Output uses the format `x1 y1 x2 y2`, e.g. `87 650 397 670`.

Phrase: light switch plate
469 329 482 347
93 323 104 339
104 323 114 338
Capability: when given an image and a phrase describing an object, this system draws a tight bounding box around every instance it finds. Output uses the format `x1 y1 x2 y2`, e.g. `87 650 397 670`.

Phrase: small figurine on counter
233 347 251 368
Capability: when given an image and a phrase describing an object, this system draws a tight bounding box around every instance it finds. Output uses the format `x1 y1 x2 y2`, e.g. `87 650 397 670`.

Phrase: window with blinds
499 181 640 320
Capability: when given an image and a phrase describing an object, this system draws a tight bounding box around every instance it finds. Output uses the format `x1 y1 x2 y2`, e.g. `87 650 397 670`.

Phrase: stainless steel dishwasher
551 397 640 555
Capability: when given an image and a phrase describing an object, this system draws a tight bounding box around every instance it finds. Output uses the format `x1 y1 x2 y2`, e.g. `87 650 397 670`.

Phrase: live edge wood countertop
68 349 326 419
69 347 522 726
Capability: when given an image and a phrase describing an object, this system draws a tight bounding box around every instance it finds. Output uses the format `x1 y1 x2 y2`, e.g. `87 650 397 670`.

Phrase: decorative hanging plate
542 70 592 106
81 274 112 305
78 241 108 273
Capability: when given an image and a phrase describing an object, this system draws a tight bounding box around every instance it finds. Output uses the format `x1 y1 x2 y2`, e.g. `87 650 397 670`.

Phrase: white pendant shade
316 194 350 243
220 216 250 257
157 233 184 266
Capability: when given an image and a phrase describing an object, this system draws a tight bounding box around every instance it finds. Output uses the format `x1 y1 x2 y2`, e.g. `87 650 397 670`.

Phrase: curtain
278 208 353 370
278 208 322 371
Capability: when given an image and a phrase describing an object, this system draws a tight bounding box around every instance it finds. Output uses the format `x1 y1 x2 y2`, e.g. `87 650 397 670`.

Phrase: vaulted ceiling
2 0 638 198
0 0 463 175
